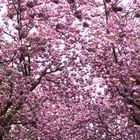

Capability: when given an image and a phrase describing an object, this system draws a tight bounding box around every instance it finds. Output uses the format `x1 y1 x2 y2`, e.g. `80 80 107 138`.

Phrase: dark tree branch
132 115 140 126
3 31 16 40
30 65 65 91
0 102 12 117
112 47 118 63
116 86 140 110
8 120 36 126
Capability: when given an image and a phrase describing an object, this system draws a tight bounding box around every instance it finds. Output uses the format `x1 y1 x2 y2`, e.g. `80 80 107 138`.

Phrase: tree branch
30 65 65 91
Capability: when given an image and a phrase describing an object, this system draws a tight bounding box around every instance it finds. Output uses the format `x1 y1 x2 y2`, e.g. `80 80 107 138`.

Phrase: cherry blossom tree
0 0 140 139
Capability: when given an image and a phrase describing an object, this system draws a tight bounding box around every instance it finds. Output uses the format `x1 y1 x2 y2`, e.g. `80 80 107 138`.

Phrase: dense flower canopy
0 0 140 139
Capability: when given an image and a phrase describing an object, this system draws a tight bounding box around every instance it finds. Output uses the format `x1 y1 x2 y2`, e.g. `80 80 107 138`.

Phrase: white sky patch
0 4 7 25
89 122 94 128
29 26 38 34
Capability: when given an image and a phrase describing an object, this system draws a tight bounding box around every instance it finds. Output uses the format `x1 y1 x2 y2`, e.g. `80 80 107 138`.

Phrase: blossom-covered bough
0 0 140 139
